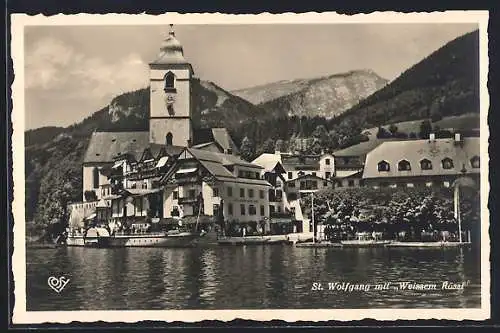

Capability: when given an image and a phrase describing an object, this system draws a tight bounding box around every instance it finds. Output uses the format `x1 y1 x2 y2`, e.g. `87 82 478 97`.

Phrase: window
256 172 260 179
240 188 245 198
288 182 295 188
312 181 318 189
443 181 450 188
298 171 305 177
249 205 256 215
312 172 316 177
377 160 390 172
348 180 355 187
269 205 275 214
277 206 282 213
398 160 411 171
188 189 196 199
164 72 175 91
166 132 173 146
470 156 480 168
325 158 330 165
213 204 220 216
227 186 233 197
323 181 328 186
259 190 265 199
276 190 283 200
420 159 432 170
93 167 100 189
228 203 233 215
442 158 454 170
213 188 219 197
238 170 244 178
240 204 246 215
325 172 331 179
300 181 305 189
288 172 293 179
248 189 254 198
260 205 265 216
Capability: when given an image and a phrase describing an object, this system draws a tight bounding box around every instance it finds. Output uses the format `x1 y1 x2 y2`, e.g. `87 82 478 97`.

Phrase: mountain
336 30 479 129
233 69 388 118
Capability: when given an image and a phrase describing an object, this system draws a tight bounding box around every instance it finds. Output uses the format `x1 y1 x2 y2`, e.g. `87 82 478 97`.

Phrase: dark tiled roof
83 131 149 164
188 148 261 169
363 137 480 179
333 139 402 158
281 155 320 169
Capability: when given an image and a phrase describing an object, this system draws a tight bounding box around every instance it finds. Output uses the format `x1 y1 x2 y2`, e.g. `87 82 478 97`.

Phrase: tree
376 126 391 139
275 139 286 153
239 136 255 161
430 98 443 122
419 120 433 139
388 124 399 136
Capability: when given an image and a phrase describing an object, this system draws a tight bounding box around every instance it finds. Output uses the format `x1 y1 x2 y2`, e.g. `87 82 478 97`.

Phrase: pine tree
239 136 255 161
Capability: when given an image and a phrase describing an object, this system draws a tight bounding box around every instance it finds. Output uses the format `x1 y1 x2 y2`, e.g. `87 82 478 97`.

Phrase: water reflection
27 246 481 311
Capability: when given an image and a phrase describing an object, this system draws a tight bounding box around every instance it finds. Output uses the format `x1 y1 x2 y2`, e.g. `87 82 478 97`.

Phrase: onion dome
152 24 189 65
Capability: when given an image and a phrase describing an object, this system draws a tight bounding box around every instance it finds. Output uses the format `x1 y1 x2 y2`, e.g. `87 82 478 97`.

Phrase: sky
24 23 477 130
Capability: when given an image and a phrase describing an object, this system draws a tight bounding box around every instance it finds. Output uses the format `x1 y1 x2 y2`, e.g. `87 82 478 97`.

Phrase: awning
84 213 96 220
176 167 198 174
112 160 125 169
156 156 169 168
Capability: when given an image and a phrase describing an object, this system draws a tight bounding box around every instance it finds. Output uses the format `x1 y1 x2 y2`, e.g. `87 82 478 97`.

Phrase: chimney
429 133 436 142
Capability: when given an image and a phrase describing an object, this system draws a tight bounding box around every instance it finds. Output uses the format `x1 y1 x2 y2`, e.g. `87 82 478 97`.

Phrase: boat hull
106 233 199 247
340 240 392 248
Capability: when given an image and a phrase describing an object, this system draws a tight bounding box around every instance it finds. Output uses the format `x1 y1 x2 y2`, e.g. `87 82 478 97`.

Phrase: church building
81 25 238 202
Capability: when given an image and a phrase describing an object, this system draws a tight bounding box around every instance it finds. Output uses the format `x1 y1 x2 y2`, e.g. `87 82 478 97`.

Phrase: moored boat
340 232 391 248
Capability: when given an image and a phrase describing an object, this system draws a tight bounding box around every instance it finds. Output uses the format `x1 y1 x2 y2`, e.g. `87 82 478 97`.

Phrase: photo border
8 10 492 326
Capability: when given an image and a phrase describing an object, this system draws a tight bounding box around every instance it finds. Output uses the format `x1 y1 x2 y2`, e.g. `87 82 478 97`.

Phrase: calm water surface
26 245 481 310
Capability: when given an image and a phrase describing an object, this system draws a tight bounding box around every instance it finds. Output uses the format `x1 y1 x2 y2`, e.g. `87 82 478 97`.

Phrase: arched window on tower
93 167 100 189
166 132 173 146
164 72 175 92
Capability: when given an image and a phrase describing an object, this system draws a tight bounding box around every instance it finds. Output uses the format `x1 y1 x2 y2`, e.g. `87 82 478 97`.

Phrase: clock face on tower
164 93 176 105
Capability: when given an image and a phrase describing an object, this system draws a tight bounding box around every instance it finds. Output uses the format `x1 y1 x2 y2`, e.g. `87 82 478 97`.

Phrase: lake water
26 245 481 310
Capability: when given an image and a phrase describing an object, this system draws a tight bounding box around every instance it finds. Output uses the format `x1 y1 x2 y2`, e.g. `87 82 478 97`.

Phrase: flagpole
311 192 315 244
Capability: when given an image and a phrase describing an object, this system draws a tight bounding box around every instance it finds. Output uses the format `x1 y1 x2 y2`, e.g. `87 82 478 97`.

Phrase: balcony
178 197 198 204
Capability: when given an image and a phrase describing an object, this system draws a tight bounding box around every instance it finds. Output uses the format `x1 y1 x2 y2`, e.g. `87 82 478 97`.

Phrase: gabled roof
211 128 239 154
83 131 149 164
161 147 269 186
188 148 262 169
252 153 282 172
363 137 480 179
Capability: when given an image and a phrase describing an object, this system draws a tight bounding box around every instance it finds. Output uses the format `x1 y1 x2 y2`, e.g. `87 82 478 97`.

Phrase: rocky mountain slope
233 69 388 118
336 30 479 129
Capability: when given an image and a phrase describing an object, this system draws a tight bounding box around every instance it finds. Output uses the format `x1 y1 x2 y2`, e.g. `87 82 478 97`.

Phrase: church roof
83 131 150 164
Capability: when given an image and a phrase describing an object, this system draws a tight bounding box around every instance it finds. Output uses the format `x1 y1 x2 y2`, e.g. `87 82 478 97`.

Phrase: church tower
149 25 194 147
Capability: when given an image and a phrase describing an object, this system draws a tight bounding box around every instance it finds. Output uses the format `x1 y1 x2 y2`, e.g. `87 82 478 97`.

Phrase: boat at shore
386 241 472 248
339 232 391 248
